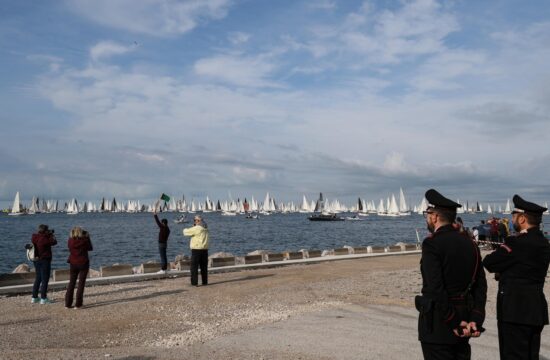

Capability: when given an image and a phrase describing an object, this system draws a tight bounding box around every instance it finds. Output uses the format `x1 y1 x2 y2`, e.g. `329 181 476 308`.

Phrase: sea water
1 212 548 274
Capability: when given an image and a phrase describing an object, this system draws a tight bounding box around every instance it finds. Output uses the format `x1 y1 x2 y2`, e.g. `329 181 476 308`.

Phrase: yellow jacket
183 225 209 250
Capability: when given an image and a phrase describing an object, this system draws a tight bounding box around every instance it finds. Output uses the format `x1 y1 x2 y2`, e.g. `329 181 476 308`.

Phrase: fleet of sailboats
4 190 549 217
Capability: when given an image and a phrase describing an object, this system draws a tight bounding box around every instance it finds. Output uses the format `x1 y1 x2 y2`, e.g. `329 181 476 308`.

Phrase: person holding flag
153 194 171 274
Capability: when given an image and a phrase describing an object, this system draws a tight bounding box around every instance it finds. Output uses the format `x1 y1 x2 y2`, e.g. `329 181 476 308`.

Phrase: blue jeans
32 258 51 299
159 243 167 270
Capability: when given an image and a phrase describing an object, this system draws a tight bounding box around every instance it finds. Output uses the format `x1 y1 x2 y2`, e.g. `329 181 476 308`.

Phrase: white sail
28 196 38 214
503 199 511 214
299 195 310 213
417 198 428 214
9 192 24 215
398 188 408 212
487 204 492 214
67 198 79 215
456 199 464 214
387 194 400 216
377 199 385 214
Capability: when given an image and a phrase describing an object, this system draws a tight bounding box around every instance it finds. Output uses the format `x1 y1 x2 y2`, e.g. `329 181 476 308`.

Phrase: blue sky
1 0 550 206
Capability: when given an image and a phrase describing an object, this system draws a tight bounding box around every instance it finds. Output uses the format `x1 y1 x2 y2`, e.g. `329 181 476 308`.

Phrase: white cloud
410 49 487 91
194 54 280 88
90 41 134 61
228 32 251 45
301 0 460 65
67 0 231 36
308 1 336 11
135 152 166 163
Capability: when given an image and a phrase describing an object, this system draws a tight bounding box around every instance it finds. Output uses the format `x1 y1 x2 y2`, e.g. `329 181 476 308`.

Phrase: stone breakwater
1 243 419 290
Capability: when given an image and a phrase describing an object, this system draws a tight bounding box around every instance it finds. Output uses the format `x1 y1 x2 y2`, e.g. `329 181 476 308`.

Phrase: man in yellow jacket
183 215 209 286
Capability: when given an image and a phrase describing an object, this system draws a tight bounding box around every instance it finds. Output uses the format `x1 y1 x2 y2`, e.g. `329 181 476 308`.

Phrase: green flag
160 193 170 202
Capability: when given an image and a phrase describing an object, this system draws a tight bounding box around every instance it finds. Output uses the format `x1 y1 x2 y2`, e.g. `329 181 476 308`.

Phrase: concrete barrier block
53 269 72 282
368 246 385 253
404 244 419 251
334 248 350 256
244 255 263 264
0 273 36 287
140 263 162 274
100 264 133 277
387 245 402 252
354 247 369 254
210 257 235 268
176 260 190 271
307 250 322 258
266 253 285 262
285 251 303 260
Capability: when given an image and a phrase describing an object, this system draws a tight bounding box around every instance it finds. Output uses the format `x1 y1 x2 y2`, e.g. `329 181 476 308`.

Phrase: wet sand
1 253 549 359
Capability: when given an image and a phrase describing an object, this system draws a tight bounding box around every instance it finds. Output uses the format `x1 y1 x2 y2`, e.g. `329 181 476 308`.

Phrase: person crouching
65 227 93 309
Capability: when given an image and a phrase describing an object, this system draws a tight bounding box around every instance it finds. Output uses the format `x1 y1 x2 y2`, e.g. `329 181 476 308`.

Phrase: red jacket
31 233 57 260
67 237 93 265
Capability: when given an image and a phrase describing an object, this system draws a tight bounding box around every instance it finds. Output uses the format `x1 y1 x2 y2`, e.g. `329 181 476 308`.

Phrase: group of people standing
419 189 550 360
29 210 210 308
30 224 92 308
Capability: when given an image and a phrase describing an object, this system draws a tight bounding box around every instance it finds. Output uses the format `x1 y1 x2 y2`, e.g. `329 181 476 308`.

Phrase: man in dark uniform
483 195 550 360
417 189 487 360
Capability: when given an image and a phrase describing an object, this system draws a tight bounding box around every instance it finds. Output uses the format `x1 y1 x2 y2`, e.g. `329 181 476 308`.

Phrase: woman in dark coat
65 226 93 309
31 224 57 304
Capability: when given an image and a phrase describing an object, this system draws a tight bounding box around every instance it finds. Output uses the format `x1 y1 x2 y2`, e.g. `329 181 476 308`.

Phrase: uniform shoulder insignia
500 244 512 253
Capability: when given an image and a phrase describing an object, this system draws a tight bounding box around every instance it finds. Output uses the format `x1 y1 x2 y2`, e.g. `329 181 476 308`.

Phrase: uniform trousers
421 342 471 360
190 249 208 286
498 321 543 360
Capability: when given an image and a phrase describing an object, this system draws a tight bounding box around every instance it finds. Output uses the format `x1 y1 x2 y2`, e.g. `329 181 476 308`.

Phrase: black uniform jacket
418 224 487 344
483 227 550 326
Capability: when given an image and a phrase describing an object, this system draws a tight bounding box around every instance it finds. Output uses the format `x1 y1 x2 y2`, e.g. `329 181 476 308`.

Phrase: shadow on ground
85 289 184 309
207 274 274 286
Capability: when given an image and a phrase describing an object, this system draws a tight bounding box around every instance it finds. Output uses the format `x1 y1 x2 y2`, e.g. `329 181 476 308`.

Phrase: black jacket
483 227 550 326
418 224 487 344
154 214 170 244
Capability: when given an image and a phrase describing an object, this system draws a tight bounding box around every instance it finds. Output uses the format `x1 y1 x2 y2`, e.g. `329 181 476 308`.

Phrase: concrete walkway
186 304 550 360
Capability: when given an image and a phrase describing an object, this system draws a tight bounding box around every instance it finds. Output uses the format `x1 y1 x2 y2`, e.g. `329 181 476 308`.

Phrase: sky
1 0 550 207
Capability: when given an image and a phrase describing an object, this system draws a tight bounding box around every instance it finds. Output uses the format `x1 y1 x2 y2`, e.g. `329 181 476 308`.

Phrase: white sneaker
156 270 166 274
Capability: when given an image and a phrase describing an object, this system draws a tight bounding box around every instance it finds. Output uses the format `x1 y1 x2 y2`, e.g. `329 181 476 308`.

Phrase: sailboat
502 199 511 214
67 198 79 215
398 188 411 216
8 191 25 216
27 196 39 215
386 194 401 217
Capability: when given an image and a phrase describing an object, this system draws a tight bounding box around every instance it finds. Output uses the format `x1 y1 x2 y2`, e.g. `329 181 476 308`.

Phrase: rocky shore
1 253 548 359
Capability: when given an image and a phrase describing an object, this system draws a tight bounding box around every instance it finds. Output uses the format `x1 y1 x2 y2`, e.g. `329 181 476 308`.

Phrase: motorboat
308 213 344 221
173 215 188 224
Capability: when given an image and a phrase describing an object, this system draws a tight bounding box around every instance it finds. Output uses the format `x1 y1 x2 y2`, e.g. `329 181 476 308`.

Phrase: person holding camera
183 215 209 286
31 224 58 304
65 227 93 309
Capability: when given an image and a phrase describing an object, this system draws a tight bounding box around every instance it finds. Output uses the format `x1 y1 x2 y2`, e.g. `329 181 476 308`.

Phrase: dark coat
31 232 57 260
418 224 487 344
483 227 550 326
154 214 170 244
68 236 93 266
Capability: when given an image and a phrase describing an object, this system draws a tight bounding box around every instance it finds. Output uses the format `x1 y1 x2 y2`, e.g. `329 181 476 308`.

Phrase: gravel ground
1 253 548 359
